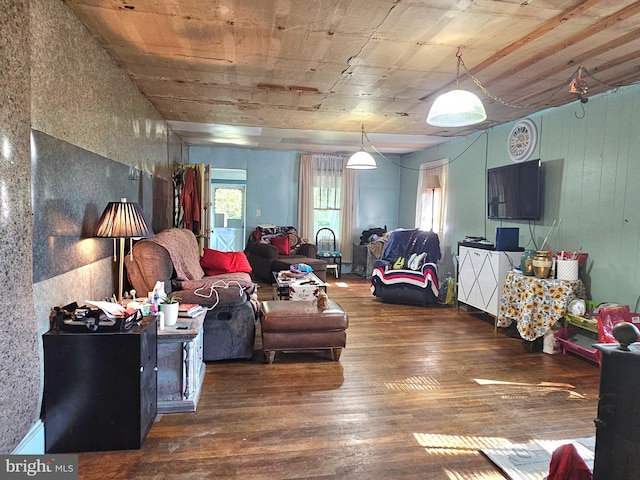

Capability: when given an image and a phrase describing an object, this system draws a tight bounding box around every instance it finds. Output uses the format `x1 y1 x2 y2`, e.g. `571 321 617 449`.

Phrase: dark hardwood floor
78 275 600 479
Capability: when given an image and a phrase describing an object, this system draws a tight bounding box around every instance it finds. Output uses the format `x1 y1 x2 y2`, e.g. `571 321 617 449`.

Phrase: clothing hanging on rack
173 167 184 228
179 167 201 232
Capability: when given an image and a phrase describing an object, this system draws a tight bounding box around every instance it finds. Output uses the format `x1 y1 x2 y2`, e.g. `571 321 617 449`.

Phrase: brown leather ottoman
260 300 348 364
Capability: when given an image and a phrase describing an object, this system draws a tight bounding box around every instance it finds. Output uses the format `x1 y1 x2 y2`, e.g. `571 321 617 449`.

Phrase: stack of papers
178 304 205 318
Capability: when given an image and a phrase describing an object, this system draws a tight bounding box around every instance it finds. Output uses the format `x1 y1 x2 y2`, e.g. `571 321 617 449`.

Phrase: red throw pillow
270 235 290 256
200 249 252 276
229 251 252 274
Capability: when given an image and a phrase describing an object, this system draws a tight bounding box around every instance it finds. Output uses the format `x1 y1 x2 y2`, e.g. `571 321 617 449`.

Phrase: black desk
42 317 157 452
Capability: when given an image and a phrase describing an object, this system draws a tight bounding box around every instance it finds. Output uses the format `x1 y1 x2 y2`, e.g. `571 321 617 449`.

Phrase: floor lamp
425 175 441 231
95 198 153 301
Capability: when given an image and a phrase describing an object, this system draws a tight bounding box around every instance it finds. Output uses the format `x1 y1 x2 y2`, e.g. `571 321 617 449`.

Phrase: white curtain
298 154 354 263
341 158 355 264
298 154 314 241
415 160 448 249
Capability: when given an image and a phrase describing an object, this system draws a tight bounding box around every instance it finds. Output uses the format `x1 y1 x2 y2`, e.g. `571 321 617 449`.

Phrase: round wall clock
508 118 537 162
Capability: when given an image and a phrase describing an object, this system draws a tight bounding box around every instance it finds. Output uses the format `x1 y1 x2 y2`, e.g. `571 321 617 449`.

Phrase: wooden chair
315 228 342 278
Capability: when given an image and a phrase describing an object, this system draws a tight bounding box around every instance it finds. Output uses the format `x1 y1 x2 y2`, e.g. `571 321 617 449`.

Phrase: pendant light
427 89 486 127
346 125 377 169
427 50 486 127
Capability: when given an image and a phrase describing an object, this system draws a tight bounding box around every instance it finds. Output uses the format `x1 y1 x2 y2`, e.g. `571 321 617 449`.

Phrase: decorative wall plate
508 118 537 162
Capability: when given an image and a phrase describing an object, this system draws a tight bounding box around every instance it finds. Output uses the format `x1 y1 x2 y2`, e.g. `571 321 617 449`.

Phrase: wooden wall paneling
589 94 625 298
558 109 588 258
574 108 597 229
538 116 565 237
540 158 564 239
449 137 488 241
618 89 640 292
599 93 625 241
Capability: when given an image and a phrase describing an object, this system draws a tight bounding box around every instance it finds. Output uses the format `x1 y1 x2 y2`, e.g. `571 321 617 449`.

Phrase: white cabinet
458 246 523 317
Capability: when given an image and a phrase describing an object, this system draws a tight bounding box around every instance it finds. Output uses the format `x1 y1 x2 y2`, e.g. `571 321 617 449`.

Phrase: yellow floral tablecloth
497 272 587 341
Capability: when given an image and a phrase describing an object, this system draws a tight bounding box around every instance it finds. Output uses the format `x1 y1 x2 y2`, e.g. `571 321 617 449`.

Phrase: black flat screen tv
487 159 542 221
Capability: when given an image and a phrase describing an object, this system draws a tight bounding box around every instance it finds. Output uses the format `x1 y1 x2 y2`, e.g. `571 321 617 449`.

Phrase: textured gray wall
0 0 40 454
30 131 157 283
0 0 184 453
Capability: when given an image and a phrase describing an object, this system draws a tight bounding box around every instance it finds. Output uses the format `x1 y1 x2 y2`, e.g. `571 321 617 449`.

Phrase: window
298 154 355 263
214 187 243 221
313 158 343 240
417 185 442 233
416 160 447 241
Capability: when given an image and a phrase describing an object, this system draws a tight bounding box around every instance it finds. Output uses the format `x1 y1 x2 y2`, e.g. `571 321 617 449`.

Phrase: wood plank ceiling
64 0 640 153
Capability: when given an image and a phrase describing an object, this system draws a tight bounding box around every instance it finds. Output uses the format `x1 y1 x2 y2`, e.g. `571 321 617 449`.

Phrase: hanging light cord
455 48 462 85
362 128 488 172
458 54 622 109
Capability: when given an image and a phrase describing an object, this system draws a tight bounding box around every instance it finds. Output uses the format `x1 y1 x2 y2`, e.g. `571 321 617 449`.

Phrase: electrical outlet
256 209 261 217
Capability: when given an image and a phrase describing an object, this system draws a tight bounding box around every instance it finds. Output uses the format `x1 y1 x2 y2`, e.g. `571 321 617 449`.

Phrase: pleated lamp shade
95 198 153 301
94 198 153 239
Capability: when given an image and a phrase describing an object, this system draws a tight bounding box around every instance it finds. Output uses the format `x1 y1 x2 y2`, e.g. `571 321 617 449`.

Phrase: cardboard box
288 284 320 301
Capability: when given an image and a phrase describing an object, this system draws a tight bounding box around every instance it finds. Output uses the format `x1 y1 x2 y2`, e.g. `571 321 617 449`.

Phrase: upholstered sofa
370 228 442 307
126 228 258 361
244 225 327 282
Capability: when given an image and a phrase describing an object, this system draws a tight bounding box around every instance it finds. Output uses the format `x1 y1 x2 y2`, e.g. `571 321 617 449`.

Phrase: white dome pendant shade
346 149 377 169
427 89 487 127
346 125 377 169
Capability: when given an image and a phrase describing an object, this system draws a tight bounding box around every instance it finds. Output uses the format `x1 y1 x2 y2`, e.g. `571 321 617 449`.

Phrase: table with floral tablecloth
496 272 587 341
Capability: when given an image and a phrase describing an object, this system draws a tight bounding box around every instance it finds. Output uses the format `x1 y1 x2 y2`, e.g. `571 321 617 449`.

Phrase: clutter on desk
51 301 141 333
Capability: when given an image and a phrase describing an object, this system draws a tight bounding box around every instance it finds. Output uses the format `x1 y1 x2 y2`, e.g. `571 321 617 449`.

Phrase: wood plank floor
78 275 601 479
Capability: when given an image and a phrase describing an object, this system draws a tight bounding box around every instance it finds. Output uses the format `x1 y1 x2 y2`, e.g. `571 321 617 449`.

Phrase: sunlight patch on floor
474 378 575 389
383 375 440 392
443 468 508 480
421 447 478 455
413 432 512 451
334 281 349 288
500 394 529 400
414 433 594 480
474 378 585 400
413 434 514 479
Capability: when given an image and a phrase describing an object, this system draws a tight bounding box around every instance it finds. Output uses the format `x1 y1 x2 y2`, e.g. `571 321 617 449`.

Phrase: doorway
209 169 247 252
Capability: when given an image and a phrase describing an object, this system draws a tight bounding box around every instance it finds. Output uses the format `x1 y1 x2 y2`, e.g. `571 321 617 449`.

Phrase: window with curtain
313 155 343 240
298 154 355 263
415 160 447 244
